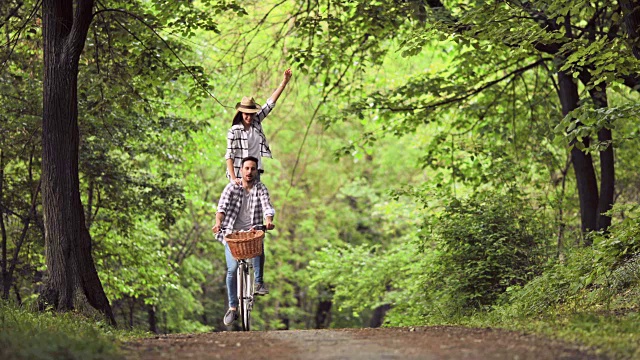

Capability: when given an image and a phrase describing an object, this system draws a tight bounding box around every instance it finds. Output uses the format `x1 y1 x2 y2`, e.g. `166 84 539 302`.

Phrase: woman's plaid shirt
225 99 275 179
215 181 275 243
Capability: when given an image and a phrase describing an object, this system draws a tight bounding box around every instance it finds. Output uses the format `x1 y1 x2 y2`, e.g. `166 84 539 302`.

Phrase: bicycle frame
233 224 267 331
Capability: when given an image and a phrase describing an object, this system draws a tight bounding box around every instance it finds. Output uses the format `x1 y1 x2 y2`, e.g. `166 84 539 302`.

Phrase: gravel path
124 326 606 360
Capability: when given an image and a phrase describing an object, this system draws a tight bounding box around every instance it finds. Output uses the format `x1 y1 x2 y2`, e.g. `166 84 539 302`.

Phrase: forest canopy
1 0 639 338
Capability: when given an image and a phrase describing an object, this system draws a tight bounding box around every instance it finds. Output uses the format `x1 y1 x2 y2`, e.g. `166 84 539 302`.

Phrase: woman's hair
232 111 244 125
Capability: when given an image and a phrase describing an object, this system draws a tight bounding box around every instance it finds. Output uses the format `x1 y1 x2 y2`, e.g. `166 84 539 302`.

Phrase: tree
39 0 116 324
284 0 640 240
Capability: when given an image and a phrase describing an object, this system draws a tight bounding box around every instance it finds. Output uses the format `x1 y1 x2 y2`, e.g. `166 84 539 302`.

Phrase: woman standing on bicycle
225 68 293 184
212 157 276 326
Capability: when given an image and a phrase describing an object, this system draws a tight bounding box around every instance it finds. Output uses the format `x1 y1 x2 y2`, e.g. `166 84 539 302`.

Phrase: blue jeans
224 242 265 308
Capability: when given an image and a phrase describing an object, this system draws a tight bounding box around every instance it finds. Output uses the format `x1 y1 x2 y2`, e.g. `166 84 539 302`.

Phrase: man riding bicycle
212 156 275 326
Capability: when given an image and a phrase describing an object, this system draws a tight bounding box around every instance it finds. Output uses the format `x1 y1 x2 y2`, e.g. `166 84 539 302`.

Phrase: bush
428 190 551 311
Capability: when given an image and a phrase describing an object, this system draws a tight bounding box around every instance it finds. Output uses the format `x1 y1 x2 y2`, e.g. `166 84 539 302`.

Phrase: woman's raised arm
268 68 292 103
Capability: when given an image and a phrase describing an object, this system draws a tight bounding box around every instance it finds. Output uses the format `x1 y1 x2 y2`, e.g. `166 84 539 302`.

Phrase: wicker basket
225 230 264 260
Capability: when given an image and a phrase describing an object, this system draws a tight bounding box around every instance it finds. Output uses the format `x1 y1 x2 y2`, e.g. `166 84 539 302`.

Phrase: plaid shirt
215 181 275 243
225 99 275 179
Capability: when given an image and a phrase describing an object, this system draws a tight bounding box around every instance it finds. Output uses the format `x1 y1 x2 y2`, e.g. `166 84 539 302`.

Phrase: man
212 156 276 326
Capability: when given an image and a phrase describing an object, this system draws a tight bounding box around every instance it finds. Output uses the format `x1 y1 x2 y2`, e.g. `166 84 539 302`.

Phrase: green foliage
308 237 433 327
0 0 242 330
2 5 640 360
0 303 130 360
479 247 640 358
472 212 640 357
501 247 597 317
428 190 552 311
554 103 640 153
424 209 640 358
593 205 640 264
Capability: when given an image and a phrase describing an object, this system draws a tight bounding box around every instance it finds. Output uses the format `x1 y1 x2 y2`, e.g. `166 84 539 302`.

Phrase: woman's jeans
224 242 265 308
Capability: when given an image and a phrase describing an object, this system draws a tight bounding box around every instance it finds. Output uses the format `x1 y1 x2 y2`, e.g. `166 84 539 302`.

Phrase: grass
454 308 640 359
0 303 147 360
412 249 640 359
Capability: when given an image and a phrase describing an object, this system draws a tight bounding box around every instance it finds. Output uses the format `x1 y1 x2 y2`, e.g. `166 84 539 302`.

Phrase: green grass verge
453 309 640 359
0 303 147 360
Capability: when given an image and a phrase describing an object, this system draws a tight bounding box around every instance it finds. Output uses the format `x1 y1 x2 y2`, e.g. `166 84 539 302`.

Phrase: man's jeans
225 242 265 308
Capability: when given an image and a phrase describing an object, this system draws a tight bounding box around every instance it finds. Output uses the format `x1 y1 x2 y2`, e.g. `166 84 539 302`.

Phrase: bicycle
226 225 267 331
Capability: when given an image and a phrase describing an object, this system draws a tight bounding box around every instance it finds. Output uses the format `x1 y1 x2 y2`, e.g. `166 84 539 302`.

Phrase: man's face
241 112 253 126
241 160 258 183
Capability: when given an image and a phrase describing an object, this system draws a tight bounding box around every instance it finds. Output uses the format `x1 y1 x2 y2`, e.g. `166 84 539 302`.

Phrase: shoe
254 283 269 296
223 308 238 325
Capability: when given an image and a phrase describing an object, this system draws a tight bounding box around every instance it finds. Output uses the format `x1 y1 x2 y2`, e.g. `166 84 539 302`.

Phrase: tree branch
67 0 95 60
93 6 230 109
7 181 41 289
369 58 549 113
0 1 24 30
0 0 41 73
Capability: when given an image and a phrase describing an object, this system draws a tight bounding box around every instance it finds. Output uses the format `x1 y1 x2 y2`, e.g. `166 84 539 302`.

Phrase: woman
225 68 293 184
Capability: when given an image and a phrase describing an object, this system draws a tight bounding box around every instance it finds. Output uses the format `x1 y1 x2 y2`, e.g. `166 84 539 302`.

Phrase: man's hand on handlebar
252 223 275 231
212 224 221 233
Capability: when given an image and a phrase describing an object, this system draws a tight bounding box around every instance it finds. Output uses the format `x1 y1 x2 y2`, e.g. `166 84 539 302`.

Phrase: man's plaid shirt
215 181 275 243
225 99 275 179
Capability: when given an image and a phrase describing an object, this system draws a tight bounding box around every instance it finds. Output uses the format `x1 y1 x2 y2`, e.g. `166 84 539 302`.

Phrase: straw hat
235 96 261 114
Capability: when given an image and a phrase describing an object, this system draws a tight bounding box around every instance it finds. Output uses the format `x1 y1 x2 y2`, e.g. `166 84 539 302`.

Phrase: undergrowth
0 303 146 360
440 239 640 358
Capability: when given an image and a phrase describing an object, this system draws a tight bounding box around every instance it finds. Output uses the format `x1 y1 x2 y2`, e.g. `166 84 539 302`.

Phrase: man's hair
241 156 259 166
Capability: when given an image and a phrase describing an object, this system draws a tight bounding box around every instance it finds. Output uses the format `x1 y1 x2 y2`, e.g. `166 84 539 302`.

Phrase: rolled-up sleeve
217 184 233 214
254 98 275 124
224 129 235 160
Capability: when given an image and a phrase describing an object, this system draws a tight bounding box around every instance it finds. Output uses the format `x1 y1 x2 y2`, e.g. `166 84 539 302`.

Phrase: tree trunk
40 0 115 325
14 283 22 305
1 150 7 300
557 70 599 237
315 299 332 329
588 87 614 232
621 0 640 59
128 298 135 328
1 151 39 300
148 304 158 333
369 304 391 328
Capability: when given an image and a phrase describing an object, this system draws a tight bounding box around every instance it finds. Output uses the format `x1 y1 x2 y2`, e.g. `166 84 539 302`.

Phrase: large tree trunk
588 87 614 232
40 0 115 325
557 71 599 237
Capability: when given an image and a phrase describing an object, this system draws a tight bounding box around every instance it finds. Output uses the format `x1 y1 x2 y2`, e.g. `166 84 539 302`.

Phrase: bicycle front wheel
241 264 252 331
237 262 246 330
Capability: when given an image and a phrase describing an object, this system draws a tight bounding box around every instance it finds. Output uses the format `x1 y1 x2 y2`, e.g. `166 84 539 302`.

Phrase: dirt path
124 326 606 360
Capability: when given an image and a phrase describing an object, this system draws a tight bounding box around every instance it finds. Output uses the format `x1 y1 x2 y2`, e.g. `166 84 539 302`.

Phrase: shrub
428 190 551 311
593 206 640 265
